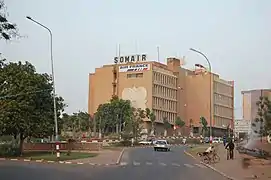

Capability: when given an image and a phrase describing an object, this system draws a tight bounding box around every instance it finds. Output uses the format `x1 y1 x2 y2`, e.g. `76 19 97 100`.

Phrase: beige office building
88 55 234 136
242 89 271 121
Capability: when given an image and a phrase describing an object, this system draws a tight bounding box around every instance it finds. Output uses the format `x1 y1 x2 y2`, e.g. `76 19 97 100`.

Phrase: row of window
214 104 233 118
153 97 177 112
214 115 231 127
127 73 143 78
213 82 233 96
153 109 176 124
214 93 233 107
153 72 177 87
153 84 177 99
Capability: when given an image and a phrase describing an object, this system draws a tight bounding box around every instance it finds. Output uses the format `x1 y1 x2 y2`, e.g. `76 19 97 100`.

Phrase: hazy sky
1 0 270 118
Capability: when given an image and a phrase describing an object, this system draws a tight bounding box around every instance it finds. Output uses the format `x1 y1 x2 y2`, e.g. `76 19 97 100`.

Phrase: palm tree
149 112 156 136
175 116 185 136
163 117 171 137
145 108 156 135
200 116 208 137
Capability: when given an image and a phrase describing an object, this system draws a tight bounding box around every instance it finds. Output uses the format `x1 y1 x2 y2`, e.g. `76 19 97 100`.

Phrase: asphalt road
0 146 229 180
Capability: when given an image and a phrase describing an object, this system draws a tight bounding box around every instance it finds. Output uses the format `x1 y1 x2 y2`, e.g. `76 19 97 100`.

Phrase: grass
102 146 123 151
21 151 98 161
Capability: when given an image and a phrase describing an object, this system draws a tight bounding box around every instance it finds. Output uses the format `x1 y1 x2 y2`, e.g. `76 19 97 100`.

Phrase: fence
23 142 101 151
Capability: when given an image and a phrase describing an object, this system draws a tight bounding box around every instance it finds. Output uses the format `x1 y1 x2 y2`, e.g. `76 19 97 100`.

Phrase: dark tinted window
156 141 166 145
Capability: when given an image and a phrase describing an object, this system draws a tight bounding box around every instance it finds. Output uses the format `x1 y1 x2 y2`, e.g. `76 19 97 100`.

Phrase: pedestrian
225 139 235 159
223 135 227 147
131 138 134 147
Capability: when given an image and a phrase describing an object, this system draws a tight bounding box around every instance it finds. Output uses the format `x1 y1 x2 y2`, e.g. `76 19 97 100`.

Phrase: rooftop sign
114 54 147 64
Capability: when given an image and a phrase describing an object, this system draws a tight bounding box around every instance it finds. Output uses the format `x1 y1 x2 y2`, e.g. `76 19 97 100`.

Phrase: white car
154 140 170 151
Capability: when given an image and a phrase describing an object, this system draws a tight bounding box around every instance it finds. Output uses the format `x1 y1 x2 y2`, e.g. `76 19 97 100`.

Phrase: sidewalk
212 145 271 180
69 149 123 165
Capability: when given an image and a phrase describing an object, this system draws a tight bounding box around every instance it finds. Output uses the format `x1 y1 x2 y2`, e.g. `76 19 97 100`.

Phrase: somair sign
119 64 150 72
114 54 147 64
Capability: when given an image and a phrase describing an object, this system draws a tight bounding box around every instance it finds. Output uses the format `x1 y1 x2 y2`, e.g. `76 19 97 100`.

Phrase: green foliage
163 117 171 129
252 96 271 138
145 108 151 118
149 111 156 134
95 97 133 135
175 116 185 128
0 142 20 157
62 111 92 133
0 1 18 40
200 116 208 137
0 60 65 153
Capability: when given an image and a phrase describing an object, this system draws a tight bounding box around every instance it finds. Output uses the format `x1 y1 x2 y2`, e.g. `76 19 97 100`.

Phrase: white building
234 119 251 138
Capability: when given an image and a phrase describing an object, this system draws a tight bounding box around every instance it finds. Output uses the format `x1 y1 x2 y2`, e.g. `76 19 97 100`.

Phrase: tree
110 97 133 134
175 116 185 136
252 96 271 142
95 103 112 137
61 111 93 138
133 108 145 140
200 116 208 137
0 1 18 40
149 111 156 136
163 117 171 137
0 60 65 154
95 97 133 136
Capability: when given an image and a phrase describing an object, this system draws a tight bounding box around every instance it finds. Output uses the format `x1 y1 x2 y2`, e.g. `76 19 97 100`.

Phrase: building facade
234 119 251 138
242 89 271 134
242 89 271 122
183 65 234 137
88 55 234 137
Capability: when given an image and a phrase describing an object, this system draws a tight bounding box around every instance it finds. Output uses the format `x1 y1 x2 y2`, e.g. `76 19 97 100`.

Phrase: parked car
154 140 170 151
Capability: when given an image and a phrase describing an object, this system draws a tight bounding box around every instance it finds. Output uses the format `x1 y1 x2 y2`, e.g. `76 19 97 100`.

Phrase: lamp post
26 16 58 142
189 48 213 142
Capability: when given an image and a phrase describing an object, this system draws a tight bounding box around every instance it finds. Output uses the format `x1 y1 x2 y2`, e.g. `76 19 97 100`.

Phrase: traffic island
22 151 98 161
0 151 97 162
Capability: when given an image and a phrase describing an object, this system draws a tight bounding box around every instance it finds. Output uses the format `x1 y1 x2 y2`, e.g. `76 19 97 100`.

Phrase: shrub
114 140 132 147
0 143 20 157
186 138 201 144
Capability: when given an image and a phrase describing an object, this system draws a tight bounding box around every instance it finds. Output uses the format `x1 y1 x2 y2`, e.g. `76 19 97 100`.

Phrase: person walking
223 135 227 147
225 139 235 159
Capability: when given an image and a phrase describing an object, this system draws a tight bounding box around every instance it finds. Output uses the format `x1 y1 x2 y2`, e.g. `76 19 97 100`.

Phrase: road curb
183 150 238 180
116 148 125 165
0 157 118 166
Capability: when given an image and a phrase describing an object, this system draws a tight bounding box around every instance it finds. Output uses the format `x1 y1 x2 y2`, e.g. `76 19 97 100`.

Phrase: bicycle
198 152 211 164
198 149 220 164
211 150 220 163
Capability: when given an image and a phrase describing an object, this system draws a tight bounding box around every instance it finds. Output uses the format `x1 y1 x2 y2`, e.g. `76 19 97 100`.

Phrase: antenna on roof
118 44 121 58
157 46 160 62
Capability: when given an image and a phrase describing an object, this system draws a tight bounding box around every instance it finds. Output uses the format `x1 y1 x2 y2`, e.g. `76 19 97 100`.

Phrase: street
0 146 228 180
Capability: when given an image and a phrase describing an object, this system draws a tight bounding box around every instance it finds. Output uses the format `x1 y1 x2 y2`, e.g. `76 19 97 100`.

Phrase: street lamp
189 48 213 142
26 16 58 142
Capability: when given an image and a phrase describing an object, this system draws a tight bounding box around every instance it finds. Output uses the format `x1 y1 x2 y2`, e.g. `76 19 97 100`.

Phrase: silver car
154 140 170 151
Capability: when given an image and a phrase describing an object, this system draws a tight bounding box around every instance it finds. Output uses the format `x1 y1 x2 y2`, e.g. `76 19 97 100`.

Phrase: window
127 73 143 78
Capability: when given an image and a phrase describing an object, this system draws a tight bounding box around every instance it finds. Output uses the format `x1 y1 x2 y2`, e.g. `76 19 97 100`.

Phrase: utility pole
190 48 212 143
